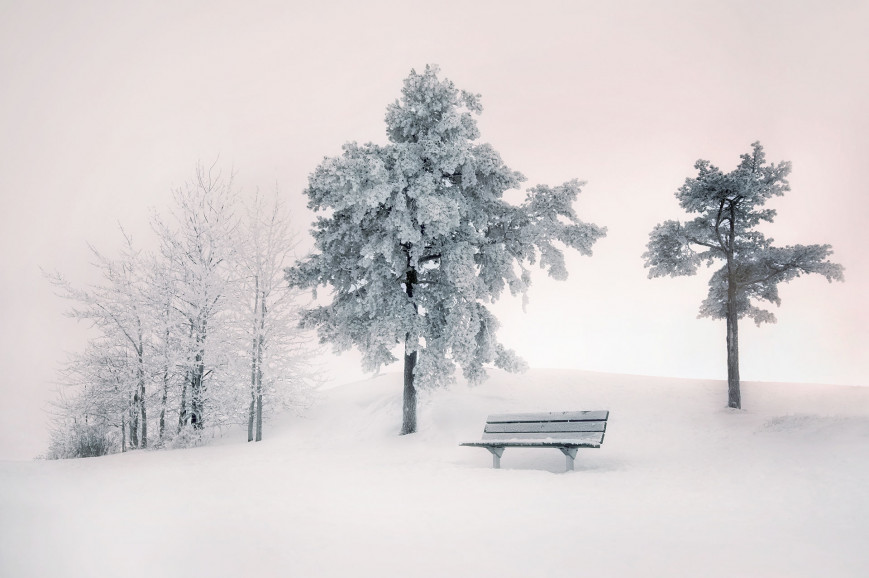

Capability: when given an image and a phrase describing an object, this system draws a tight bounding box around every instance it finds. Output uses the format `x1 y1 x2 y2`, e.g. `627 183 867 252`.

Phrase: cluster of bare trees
46 166 318 458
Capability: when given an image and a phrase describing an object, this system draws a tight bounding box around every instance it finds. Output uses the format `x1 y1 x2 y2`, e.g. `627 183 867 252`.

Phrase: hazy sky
2 0 867 459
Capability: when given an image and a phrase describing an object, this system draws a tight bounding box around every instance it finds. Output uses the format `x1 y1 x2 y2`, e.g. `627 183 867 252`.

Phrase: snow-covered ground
2 369 868 577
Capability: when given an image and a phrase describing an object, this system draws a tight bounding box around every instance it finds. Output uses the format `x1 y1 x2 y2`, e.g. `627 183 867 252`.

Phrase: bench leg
558 448 578 471
486 447 505 469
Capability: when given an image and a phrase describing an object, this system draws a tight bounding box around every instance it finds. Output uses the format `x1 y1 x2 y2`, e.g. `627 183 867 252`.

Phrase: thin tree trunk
191 351 203 430
178 370 189 433
129 394 139 448
191 317 207 431
247 347 256 442
255 289 265 442
139 381 147 448
137 347 147 449
191 351 200 429
725 203 741 409
159 364 169 442
254 365 263 441
249 281 260 442
255 343 263 442
121 413 126 453
190 323 202 430
179 321 194 432
255 391 263 442
158 310 170 443
247 397 256 442
726 295 741 409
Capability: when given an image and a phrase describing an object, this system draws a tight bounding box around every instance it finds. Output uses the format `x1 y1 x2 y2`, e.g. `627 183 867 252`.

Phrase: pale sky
2 0 867 459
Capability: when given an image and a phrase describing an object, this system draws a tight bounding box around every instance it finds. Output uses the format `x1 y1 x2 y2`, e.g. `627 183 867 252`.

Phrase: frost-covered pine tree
287 65 606 434
643 142 844 409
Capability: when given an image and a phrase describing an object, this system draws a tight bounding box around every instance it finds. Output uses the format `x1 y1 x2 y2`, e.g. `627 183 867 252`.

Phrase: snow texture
2 369 868 577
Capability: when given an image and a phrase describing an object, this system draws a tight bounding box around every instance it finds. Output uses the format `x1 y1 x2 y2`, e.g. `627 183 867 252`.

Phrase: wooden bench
461 411 609 471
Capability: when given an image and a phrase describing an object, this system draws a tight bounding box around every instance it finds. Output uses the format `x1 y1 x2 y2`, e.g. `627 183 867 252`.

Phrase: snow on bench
461 411 609 471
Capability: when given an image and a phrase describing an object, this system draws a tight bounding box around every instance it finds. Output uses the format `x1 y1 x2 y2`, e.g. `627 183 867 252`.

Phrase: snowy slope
2 369 868 577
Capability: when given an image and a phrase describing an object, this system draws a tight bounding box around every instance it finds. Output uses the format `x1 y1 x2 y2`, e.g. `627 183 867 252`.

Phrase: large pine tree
643 142 844 409
287 65 606 434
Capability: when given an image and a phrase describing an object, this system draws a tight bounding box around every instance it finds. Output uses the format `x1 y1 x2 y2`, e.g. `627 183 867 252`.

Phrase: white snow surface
2 368 868 577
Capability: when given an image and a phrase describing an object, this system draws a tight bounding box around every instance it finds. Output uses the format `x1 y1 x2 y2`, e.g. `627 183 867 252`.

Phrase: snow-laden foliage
643 142 844 407
228 190 320 442
645 143 843 325
47 166 317 455
288 65 605 432
47 232 151 449
44 419 116 459
152 166 238 434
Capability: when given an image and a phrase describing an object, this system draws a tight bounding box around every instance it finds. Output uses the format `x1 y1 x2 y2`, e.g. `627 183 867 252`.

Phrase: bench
461 411 609 471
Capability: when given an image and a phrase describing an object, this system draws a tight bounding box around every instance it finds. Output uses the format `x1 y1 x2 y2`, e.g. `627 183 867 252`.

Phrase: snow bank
2 369 868 577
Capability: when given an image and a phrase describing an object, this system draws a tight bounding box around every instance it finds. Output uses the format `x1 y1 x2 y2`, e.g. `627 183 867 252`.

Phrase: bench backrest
481 411 609 444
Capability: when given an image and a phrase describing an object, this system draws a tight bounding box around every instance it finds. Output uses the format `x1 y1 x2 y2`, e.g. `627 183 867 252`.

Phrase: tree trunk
139 384 147 448
178 371 188 433
255 391 263 442
255 289 265 442
129 394 139 448
254 347 263 442
400 266 418 435
137 349 147 449
726 298 741 409
249 282 264 442
401 339 418 435
190 352 203 430
247 396 255 442
725 203 741 409
247 345 257 441
158 310 171 443
248 286 259 442
190 356 200 429
121 413 127 453
159 364 169 442
179 322 194 432
191 318 207 431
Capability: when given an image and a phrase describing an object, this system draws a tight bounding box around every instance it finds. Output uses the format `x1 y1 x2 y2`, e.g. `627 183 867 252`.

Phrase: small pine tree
643 142 844 408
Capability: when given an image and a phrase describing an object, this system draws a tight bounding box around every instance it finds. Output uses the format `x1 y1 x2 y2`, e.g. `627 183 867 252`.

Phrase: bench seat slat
461 440 602 448
480 431 604 443
486 411 609 423
484 421 606 434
